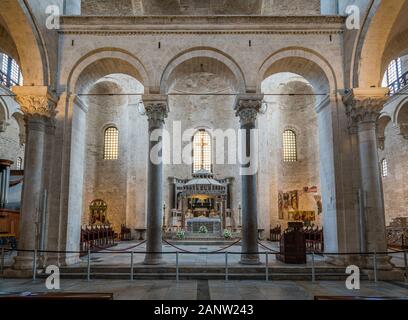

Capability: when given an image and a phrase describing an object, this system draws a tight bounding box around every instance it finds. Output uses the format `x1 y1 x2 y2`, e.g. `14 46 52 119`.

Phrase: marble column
344 88 392 269
11 86 57 270
143 95 168 265
234 94 263 265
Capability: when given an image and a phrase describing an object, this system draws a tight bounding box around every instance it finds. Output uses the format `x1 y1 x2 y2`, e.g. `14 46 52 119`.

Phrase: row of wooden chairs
304 226 324 253
270 225 282 242
80 225 115 252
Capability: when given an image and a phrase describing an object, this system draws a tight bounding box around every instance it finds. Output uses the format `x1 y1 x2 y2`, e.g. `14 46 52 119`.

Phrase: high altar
167 170 234 235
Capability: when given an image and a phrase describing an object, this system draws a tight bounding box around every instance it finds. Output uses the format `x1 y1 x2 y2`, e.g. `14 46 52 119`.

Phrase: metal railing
1 246 408 284
0 70 19 88
388 70 408 95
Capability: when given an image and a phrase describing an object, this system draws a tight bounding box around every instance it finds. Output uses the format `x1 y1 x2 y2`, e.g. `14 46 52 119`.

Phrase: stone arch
66 49 150 94
0 23 19 65
356 0 407 88
258 47 342 253
394 97 408 124
0 98 10 122
394 100 408 140
377 115 392 151
257 47 337 104
0 1 48 85
160 47 246 94
381 32 408 77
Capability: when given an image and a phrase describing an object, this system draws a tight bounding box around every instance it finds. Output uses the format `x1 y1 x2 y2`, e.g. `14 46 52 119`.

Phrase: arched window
382 58 402 94
0 53 23 87
283 129 297 162
103 127 119 160
193 129 212 172
16 157 23 170
381 158 388 178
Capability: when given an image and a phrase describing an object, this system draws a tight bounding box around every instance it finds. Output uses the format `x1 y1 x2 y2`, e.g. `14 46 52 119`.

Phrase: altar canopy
168 170 234 233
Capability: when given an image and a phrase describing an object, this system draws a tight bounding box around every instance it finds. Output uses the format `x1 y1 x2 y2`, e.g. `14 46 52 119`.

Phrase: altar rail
1 246 407 284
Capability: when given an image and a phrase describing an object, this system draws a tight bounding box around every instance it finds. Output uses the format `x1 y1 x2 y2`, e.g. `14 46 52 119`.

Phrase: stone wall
379 123 408 225
259 73 321 230
82 74 147 233
0 107 25 169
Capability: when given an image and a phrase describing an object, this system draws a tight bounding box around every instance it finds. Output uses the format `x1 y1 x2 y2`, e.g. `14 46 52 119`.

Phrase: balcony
0 70 19 88
388 70 408 95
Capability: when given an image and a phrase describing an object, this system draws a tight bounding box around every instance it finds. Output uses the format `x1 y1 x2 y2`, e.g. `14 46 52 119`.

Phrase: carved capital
234 94 264 125
343 88 389 124
12 86 59 120
15 95 57 119
142 94 169 127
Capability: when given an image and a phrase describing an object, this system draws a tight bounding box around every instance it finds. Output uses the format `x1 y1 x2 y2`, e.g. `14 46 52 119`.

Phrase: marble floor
0 278 408 300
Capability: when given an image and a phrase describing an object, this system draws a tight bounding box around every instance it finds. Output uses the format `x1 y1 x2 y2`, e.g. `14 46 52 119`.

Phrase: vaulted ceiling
81 0 321 16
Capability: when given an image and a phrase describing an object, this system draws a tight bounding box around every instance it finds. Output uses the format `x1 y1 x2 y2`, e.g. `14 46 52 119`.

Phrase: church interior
0 0 408 301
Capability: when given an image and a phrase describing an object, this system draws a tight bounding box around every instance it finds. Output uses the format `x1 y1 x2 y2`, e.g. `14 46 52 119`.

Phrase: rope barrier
92 240 146 252
257 241 280 254
162 238 242 254
1 243 407 256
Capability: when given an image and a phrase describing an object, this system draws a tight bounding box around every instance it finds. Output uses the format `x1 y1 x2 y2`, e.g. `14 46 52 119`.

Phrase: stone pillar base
240 254 261 265
324 254 346 267
13 254 36 270
364 255 394 271
64 253 81 266
143 254 164 265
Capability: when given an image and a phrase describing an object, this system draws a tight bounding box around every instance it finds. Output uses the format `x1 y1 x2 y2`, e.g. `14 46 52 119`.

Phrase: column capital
142 94 169 126
234 94 264 125
343 88 389 124
12 86 58 119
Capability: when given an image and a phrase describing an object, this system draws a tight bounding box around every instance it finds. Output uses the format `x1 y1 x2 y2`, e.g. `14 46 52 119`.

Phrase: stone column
143 95 168 265
234 94 263 265
344 88 392 269
12 86 57 270
0 160 13 208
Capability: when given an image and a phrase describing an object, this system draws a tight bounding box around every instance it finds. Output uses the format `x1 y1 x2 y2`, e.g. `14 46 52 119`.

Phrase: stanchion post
403 249 408 283
87 249 91 281
373 250 378 283
311 252 316 283
32 250 37 282
176 252 179 282
225 252 228 282
130 252 134 281
265 252 269 281
1 247 4 276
